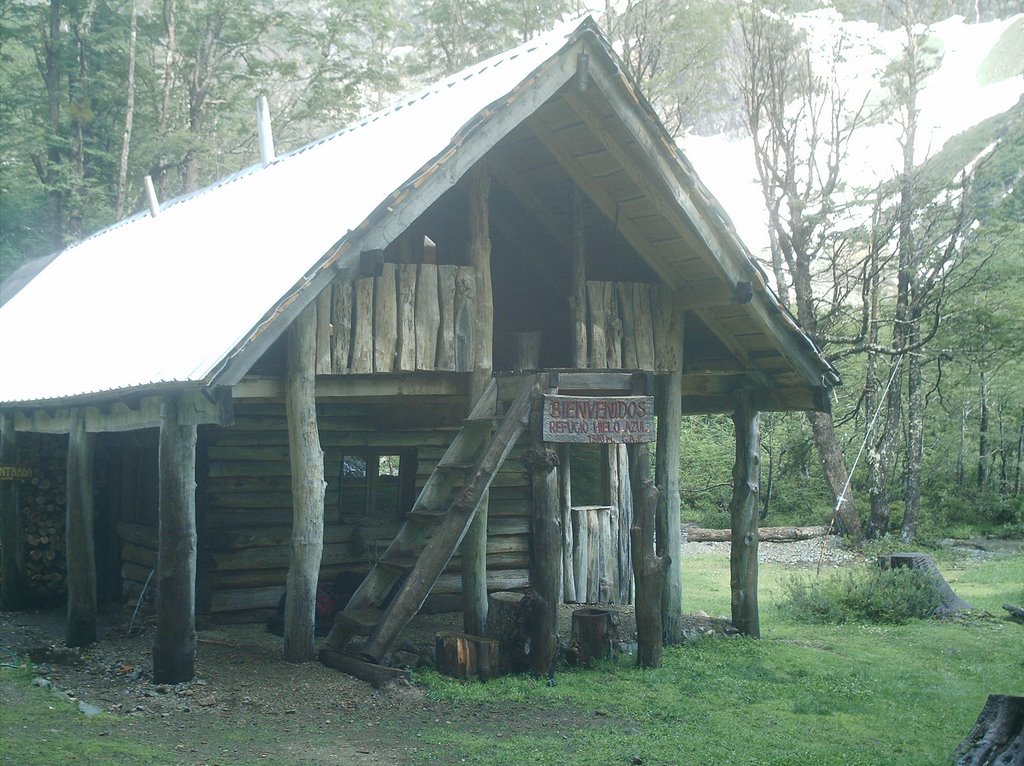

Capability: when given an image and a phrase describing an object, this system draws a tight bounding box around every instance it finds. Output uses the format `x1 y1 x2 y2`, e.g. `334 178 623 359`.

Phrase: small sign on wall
0 464 33 481
542 395 655 444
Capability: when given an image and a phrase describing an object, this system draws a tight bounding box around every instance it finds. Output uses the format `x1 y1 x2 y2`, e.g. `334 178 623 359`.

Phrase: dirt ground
0 538 867 765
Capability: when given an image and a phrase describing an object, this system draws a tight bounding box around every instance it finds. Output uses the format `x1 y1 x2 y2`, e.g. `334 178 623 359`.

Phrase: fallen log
686 525 832 543
1002 603 1024 625
953 694 1024 765
877 552 974 617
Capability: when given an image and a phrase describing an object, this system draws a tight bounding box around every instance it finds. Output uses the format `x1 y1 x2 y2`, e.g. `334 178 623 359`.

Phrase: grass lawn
418 552 1024 766
2 551 1021 765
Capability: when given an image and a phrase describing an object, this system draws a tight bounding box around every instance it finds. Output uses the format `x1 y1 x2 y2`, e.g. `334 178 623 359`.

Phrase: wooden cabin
0 17 839 680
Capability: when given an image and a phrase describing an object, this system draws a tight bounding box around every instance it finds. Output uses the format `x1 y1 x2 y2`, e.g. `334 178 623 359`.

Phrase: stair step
408 506 447 522
378 556 418 573
436 461 477 474
463 416 502 428
335 607 384 636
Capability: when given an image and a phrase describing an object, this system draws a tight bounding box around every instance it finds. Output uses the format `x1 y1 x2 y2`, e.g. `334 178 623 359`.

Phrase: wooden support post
0 413 27 610
284 302 327 663
654 307 683 643
462 162 493 636
629 443 667 669
527 379 560 678
65 409 96 646
558 445 575 602
570 184 588 368
729 392 760 638
153 396 198 682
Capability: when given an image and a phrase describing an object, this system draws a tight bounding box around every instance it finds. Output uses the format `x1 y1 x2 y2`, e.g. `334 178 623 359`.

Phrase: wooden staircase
322 373 539 666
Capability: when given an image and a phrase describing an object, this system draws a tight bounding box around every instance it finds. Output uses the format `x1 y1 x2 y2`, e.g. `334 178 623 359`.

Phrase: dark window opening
336 449 417 521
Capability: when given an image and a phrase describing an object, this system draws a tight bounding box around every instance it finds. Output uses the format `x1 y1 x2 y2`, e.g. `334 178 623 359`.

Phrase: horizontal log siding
192 400 531 618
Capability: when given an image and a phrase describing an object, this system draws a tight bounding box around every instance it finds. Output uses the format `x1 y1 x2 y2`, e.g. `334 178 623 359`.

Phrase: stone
30 677 52 689
78 702 103 717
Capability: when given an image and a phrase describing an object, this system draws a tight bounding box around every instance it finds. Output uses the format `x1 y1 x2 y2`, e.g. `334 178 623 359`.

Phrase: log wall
316 265 476 375
183 400 531 620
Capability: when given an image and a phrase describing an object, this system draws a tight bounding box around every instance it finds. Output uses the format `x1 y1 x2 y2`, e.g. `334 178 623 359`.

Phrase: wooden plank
350 278 374 374
572 506 589 603
374 263 398 373
331 280 353 374
616 444 633 604
633 284 656 370
15 389 232 434
616 283 639 369
454 266 476 373
319 649 410 688
415 263 440 370
154 395 199 682
652 285 680 373
397 264 418 372
606 283 622 369
557 445 575 603
437 266 457 371
570 184 588 367
587 282 608 369
65 409 96 647
315 288 333 375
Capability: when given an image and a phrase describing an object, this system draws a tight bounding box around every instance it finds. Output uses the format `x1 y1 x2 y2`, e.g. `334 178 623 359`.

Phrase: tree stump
484 590 532 674
953 695 1024 765
877 552 974 616
435 631 500 681
571 607 617 666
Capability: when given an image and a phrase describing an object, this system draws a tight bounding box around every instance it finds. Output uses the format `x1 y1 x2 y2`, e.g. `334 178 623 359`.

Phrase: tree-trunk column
1 413 27 610
654 309 683 643
527 378 560 678
730 392 760 639
462 163 492 636
284 302 326 663
66 409 96 646
153 395 198 682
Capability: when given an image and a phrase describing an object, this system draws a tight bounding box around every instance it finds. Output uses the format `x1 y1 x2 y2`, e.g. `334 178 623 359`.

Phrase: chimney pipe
256 94 275 166
144 175 160 218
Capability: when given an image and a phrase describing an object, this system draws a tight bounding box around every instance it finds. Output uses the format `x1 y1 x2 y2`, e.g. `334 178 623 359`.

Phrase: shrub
777 566 942 625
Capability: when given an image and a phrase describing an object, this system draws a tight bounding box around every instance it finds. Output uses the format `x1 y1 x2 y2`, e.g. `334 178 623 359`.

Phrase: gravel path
682 534 866 569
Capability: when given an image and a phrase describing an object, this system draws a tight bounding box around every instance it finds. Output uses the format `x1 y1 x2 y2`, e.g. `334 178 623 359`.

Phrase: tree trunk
629 443 666 669
901 343 924 543
115 0 138 219
654 313 682 643
0 414 27 611
153 396 198 683
526 439 560 679
462 163 492 636
979 371 989 491
808 411 861 542
41 0 64 252
730 394 760 639
65 410 96 647
953 695 1024 766
284 303 326 663
1014 406 1023 498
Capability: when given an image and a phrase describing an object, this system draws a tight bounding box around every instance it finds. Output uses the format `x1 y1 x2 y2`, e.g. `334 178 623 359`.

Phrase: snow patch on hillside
680 13 1024 258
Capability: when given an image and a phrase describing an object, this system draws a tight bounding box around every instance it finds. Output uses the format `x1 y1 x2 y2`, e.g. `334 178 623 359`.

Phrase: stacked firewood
21 437 68 600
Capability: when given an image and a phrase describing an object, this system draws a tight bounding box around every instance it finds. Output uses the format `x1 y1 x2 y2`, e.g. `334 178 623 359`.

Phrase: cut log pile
20 436 68 600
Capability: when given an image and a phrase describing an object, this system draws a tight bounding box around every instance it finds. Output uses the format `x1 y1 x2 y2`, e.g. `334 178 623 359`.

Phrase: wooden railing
314 264 477 374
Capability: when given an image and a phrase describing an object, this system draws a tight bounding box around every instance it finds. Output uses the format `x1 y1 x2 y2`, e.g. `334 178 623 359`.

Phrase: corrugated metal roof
0 19 586 405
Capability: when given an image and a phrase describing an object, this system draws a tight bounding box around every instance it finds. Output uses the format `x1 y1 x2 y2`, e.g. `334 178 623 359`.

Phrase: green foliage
777 566 943 624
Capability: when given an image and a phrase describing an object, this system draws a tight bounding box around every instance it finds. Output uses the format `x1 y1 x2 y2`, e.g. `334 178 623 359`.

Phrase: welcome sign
542 395 655 444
